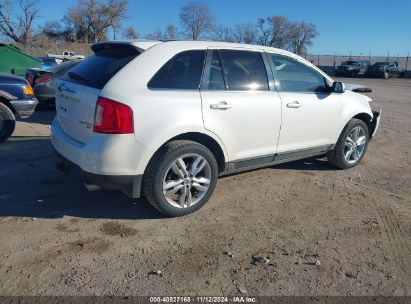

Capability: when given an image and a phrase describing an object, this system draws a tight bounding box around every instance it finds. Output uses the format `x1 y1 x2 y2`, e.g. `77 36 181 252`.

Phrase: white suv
52 40 380 217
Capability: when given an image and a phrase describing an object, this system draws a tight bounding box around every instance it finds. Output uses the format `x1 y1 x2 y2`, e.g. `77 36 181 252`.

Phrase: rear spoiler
91 40 162 53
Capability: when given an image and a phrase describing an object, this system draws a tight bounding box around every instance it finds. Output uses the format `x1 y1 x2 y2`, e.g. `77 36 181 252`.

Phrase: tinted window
203 50 225 90
148 50 206 90
219 50 269 91
63 46 139 89
271 54 326 92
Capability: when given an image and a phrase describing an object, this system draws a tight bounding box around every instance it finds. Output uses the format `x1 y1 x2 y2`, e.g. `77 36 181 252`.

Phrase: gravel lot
0 77 410 297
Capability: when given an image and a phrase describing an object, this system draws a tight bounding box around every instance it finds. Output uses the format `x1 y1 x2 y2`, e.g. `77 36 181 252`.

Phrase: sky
25 0 411 56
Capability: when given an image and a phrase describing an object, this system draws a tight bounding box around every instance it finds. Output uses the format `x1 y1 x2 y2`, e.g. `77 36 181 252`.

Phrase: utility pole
387 51 390 62
333 50 336 74
369 51 371 63
405 52 409 72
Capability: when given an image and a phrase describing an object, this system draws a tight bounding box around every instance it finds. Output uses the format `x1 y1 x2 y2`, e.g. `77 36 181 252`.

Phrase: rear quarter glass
62 46 140 89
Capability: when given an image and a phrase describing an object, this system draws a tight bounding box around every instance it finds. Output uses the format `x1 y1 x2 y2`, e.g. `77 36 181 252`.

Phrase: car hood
0 73 28 85
343 82 372 93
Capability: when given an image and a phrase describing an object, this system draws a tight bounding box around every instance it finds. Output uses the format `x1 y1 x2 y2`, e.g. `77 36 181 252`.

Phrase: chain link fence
304 54 410 77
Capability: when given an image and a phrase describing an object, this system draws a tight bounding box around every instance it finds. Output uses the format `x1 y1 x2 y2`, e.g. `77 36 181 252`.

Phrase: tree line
0 0 318 55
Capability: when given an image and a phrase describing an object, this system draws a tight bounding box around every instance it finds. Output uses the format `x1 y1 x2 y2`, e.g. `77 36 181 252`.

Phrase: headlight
23 84 34 96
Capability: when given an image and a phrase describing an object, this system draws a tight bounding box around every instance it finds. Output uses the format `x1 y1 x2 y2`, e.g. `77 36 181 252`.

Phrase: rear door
56 45 140 143
200 49 282 162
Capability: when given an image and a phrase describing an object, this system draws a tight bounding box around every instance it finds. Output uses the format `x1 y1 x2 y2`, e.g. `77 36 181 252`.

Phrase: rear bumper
10 98 38 118
51 118 150 198
34 86 55 103
55 149 142 198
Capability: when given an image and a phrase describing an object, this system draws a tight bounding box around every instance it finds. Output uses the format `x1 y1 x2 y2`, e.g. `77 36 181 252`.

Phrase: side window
148 50 206 90
270 54 326 93
203 50 225 90
219 50 269 91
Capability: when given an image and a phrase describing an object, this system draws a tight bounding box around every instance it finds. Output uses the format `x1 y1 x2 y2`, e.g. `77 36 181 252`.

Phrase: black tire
142 140 218 217
327 119 370 169
0 102 16 142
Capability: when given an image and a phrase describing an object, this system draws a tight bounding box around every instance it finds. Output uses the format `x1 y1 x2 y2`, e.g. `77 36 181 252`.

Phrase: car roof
92 39 301 60
92 39 333 83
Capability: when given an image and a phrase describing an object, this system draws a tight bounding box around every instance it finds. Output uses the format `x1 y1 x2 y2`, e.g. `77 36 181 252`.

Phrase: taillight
35 75 50 86
93 97 134 134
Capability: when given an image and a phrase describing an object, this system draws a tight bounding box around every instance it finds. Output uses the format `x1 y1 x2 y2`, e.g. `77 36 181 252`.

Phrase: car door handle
210 101 232 110
287 101 303 108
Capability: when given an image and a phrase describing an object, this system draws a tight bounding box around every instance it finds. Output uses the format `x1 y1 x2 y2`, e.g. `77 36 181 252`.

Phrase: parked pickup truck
367 61 404 79
335 60 370 77
47 51 85 60
0 73 38 141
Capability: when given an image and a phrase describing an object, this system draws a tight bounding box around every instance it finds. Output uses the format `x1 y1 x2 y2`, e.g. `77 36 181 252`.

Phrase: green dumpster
0 42 41 76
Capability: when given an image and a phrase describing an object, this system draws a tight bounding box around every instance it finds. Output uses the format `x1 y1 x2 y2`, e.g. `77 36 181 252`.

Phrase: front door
200 49 282 162
267 53 341 154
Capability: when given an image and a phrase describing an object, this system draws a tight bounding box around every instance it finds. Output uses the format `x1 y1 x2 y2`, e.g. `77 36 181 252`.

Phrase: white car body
51 40 380 200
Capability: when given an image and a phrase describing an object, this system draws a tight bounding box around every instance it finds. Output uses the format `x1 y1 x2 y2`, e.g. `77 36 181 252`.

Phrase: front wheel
142 140 218 217
0 102 16 142
327 119 369 169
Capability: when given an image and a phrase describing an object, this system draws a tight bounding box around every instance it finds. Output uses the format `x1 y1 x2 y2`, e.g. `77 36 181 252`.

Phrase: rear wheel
143 140 218 217
327 119 369 169
0 102 16 142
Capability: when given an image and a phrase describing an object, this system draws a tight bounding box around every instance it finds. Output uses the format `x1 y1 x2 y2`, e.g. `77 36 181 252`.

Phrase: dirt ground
0 77 410 297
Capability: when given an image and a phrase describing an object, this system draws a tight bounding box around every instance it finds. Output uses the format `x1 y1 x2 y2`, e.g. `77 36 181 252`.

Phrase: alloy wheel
162 153 212 208
344 126 367 164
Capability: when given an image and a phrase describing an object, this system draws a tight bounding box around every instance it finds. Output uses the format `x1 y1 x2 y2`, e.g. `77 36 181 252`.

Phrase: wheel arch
170 132 227 173
137 130 228 178
0 95 16 113
352 112 373 134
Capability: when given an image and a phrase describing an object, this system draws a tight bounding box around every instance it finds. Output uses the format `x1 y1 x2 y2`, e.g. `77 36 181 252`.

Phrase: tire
0 102 16 142
327 119 370 169
142 140 218 217
384 71 389 79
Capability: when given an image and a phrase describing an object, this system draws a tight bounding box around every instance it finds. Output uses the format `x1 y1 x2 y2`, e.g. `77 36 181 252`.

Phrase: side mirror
332 82 344 93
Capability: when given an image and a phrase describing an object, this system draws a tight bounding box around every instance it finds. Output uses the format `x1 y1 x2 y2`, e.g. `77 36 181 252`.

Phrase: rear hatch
56 45 141 143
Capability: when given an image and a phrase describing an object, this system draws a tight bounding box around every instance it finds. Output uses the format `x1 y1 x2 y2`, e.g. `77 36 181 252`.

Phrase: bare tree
123 25 139 39
179 1 214 40
66 0 128 42
233 23 257 44
212 24 233 42
257 16 292 48
165 24 178 40
289 21 318 55
0 0 39 44
256 17 271 46
145 27 163 40
255 16 317 54
266 16 293 49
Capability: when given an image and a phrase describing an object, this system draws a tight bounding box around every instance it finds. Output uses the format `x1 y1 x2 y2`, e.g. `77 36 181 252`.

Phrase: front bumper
55 149 142 198
10 98 38 118
370 110 381 138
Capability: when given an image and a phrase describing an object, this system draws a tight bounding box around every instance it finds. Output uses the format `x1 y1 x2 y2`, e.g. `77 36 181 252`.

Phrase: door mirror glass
332 82 344 93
